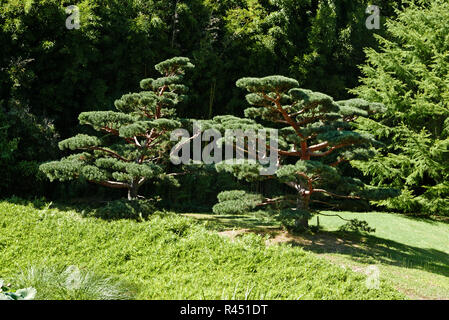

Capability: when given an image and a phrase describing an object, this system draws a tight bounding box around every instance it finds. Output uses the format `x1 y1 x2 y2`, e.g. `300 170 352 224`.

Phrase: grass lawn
0 201 403 300
185 211 449 300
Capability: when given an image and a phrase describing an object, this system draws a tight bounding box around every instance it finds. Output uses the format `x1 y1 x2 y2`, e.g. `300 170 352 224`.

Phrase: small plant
338 219 376 234
93 198 161 221
13 266 135 300
0 279 36 300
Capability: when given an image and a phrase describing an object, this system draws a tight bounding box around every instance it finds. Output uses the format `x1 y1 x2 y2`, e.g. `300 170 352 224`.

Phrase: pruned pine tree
211 76 398 230
40 57 194 200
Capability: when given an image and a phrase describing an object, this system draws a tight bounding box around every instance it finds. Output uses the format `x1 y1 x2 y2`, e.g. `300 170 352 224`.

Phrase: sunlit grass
0 201 402 300
186 211 449 299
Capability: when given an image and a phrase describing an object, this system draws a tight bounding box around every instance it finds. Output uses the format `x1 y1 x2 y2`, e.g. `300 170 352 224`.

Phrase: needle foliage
209 75 399 230
40 57 194 200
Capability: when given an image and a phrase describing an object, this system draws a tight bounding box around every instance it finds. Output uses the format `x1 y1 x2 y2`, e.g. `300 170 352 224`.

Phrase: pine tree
351 0 449 216
40 57 194 200
210 75 398 230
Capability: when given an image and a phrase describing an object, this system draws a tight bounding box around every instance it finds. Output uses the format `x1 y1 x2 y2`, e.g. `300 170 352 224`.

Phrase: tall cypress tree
40 57 194 200
211 76 398 230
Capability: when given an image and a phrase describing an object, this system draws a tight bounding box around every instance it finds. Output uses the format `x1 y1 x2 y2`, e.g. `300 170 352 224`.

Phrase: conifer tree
210 76 398 230
351 0 449 216
40 57 194 200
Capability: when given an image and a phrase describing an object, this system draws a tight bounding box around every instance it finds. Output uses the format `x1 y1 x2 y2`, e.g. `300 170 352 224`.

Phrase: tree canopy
351 0 449 216
40 57 194 200
209 75 398 230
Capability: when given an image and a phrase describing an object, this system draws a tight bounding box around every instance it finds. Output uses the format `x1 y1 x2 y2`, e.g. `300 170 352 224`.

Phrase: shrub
93 199 160 221
0 104 58 197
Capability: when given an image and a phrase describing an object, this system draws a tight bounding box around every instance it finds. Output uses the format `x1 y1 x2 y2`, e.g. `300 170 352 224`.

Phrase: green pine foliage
40 57 194 200
0 0 403 201
211 75 399 230
351 0 449 216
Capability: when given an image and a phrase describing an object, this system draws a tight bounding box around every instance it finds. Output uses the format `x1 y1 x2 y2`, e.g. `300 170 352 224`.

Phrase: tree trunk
284 181 310 230
294 196 309 230
127 181 139 200
171 0 179 48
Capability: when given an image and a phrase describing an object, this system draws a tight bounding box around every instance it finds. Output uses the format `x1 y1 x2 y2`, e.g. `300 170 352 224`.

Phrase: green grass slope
186 211 449 299
308 212 449 300
0 202 403 300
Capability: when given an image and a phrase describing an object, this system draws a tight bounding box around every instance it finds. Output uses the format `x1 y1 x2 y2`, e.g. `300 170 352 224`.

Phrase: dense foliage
207 76 398 229
351 0 449 216
1 1 448 301
40 57 193 199
0 105 58 196
0 0 401 133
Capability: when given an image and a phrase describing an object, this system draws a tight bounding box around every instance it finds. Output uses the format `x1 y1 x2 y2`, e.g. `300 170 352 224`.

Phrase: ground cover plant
0 201 404 300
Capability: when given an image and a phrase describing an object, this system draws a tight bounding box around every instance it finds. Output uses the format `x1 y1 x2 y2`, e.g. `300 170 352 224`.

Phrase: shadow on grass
6 196 104 212
183 212 449 278
288 231 449 278
399 213 449 225
6 197 159 222
45 199 108 218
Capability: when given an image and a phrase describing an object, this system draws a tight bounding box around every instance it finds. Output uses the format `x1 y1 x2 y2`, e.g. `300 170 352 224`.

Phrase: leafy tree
40 57 194 200
0 0 404 200
196 0 402 116
210 75 398 230
351 0 449 216
0 0 176 137
0 0 403 128
0 103 58 197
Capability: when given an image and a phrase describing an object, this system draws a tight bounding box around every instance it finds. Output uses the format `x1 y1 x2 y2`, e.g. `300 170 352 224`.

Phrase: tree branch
309 143 352 157
83 147 129 162
308 141 329 152
313 189 361 200
100 126 139 147
266 93 305 140
330 158 348 167
90 180 129 189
